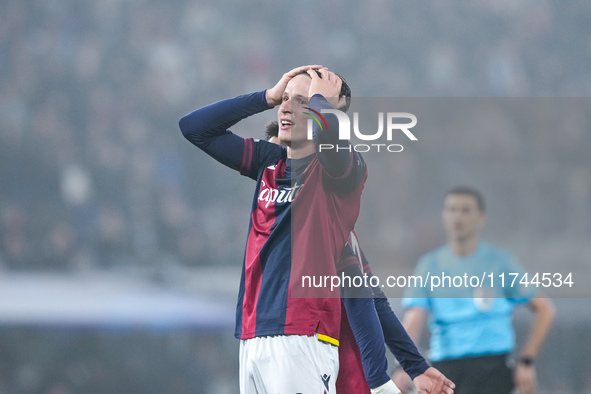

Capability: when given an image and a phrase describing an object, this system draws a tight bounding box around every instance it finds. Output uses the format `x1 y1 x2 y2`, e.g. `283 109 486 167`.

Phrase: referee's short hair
445 186 486 212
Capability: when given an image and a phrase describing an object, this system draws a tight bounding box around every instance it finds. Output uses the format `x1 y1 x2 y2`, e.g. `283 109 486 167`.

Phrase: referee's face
442 193 485 243
277 74 312 148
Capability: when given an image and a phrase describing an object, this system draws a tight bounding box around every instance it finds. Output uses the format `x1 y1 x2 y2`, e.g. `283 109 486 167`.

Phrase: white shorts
239 334 339 394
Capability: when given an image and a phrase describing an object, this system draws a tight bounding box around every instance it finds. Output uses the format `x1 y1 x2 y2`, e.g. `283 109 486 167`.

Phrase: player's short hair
296 69 352 113
445 186 486 212
265 120 279 140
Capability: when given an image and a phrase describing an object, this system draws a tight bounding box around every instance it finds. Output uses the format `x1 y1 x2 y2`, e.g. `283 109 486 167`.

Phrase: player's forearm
520 297 555 359
309 94 354 178
374 298 429 379
179 91 270 148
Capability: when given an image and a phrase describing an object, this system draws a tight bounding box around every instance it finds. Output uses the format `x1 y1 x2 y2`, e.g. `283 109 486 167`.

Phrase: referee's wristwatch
518 356 534 366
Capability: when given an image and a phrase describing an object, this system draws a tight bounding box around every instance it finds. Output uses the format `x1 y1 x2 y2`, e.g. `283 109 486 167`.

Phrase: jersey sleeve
308 95 367 194
179 91 284 179
373 296 430 379
339 239 429 386
336 242 362 273
242 138 287 179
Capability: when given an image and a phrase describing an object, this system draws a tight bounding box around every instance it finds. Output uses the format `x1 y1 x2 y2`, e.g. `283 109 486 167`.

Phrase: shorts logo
321 374 331 391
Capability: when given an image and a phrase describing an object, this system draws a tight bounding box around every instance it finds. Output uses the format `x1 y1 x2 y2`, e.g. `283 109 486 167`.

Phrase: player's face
277 74 313 148
441 194 485 243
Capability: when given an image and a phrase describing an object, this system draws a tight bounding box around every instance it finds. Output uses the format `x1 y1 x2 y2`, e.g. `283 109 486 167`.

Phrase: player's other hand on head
306 68 346 109
265 65 322 107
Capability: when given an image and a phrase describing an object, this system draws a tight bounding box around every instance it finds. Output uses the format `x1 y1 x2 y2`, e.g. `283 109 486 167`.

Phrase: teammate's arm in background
361 250 453 394
384 307 456 394
391 307 429 392
341 241 454 394
375 294 455 394
340 261 401 394
514 297 555 394
362 255 429 378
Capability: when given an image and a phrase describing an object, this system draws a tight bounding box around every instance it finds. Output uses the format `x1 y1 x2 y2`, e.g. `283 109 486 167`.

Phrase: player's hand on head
307 68 345 109
265 65 323 107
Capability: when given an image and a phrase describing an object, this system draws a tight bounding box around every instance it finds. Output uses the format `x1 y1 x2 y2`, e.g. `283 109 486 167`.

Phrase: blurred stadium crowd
0 328 237 394
1 0 590 392
1 0 590 272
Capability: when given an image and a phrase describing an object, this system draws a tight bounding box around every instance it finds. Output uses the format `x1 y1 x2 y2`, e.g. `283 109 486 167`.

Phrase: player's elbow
178 114 207 147
178 115 192 140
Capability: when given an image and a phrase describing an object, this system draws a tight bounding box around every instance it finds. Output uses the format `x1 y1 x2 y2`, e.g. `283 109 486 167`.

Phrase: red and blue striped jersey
180 91 367 344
